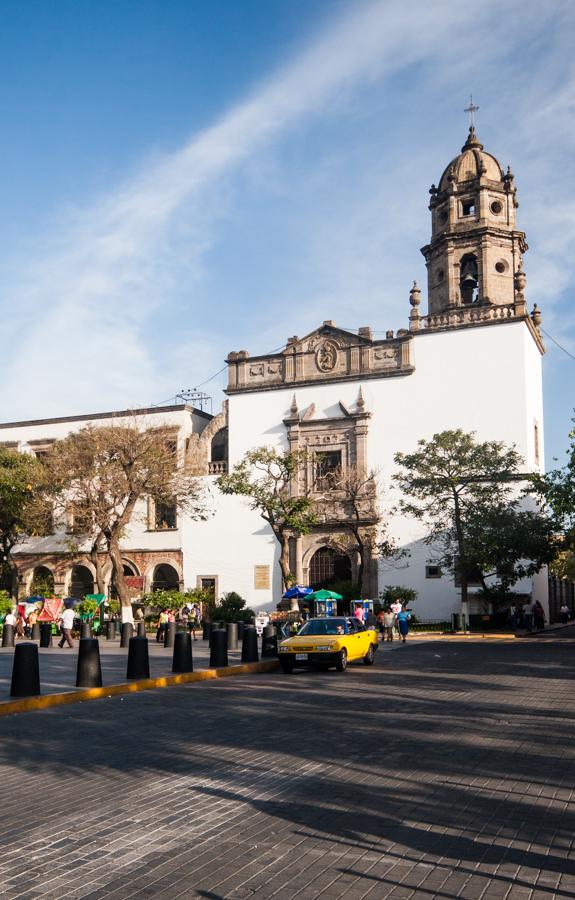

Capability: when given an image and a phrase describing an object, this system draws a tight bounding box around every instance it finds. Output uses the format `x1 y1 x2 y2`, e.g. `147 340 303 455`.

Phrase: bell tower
420 125 528 316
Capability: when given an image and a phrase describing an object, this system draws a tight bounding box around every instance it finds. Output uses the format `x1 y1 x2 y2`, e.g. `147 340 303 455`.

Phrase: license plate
295 653 308 661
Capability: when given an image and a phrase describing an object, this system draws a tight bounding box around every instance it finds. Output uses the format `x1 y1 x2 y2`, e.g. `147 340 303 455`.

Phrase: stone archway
151 563 180 592
69 564 95 599
308 547 352 591
28 566 55 597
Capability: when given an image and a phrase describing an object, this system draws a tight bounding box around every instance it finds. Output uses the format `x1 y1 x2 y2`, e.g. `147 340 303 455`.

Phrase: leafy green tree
217 447 317 589
214 591 255 624
44 422 209 612
394 430 554 608
532 418 575 547
379 585 418 609
0 592 13 617
142 590 186 613
0 447 47 590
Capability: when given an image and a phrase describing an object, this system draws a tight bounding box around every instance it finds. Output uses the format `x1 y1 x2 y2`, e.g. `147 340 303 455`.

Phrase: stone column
295 536 304 585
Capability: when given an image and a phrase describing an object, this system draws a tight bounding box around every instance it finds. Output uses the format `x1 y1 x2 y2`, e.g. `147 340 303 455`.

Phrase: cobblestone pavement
0 631 574 899
0 638 241 699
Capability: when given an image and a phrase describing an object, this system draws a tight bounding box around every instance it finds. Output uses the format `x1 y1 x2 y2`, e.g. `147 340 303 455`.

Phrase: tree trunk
453 492 468 616
108 535 132 618
90 538 106 595
279 532 292 590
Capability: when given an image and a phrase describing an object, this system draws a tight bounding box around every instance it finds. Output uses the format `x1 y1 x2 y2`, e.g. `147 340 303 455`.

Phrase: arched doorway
29 566 54 597
69 565 94 599
309 547 352 591
151 564 180 592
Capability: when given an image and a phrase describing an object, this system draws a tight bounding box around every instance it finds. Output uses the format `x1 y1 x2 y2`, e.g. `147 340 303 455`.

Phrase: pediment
286 322 372 356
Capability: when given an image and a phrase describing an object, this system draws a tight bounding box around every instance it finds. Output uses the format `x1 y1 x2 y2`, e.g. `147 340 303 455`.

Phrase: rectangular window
154 501 177 530
254 565 270 590
426 564 442 579
461 200 476 217
314 450 342 490
198 577 217 596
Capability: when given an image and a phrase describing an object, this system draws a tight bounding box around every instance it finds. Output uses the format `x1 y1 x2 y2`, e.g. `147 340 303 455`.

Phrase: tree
319 464 379 595
532 418 575 546
214 591 255 624
379 585 418 609
394 430 553 609
45 422 209 615
0 446 47 592
217 447 317 589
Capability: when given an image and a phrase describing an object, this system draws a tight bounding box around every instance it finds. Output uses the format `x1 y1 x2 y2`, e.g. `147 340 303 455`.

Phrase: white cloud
0 0 573 422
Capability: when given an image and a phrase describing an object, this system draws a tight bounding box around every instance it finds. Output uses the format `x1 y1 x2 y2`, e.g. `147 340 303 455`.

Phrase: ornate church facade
0 127 548 619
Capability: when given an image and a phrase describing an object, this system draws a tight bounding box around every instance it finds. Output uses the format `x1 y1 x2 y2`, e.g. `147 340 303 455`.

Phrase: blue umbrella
283 585 313 599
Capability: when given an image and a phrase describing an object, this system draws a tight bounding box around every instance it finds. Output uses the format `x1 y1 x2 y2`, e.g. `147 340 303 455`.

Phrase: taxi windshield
297 619 348 636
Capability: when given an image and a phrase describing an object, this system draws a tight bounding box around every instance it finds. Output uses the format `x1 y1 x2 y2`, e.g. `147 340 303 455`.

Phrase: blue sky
0 0 573 465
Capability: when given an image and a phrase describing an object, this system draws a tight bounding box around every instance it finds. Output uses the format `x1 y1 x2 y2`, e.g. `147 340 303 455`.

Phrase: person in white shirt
58 607 75 648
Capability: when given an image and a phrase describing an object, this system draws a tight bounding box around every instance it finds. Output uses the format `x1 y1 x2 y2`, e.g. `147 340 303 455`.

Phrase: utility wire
541 328 575 362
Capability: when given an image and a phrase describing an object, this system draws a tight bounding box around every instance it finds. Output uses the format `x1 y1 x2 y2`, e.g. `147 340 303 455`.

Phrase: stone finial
409 281 422 332
514 261 527 296
531 304 542 329
290 394 299 416
409 281 421 307
357 387 365 412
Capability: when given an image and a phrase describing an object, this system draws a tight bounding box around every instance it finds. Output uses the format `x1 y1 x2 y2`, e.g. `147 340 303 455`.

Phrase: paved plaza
0 637 241 700
0 630 574 899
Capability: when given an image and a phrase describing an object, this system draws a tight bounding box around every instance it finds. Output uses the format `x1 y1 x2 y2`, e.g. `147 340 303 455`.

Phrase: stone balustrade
208 461 228 475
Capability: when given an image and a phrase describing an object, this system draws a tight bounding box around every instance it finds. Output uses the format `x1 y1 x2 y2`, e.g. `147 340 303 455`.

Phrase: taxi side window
355 621 366 632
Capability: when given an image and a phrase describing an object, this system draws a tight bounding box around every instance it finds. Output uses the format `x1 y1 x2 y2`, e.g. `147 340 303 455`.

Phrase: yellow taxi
278 616 378 673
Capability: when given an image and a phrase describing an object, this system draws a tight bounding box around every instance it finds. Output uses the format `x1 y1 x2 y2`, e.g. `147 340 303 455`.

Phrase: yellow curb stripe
409 633 516 640
0 659 280 718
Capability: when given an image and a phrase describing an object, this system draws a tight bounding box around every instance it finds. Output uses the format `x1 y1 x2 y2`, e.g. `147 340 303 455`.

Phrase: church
0 125 548 621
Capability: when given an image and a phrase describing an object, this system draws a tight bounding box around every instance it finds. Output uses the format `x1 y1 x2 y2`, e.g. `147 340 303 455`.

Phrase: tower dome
421 126 527 317
438 126 504 191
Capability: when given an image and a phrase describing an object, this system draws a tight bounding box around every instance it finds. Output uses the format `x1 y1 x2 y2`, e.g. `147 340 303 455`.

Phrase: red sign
125 576 144 591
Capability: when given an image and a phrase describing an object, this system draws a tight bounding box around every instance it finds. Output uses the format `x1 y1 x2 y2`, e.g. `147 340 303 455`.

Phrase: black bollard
10 643 40 697
237 621 244 641
39 622 52 648
261 624 278 658
120 622 133 648
241 625 259 663
137 621 146 638
76 638 103 688
172 631 194 673
202 621 212 641
164 621 176 648
209 628 228 668
227 622 238 651
106 621 116 640
31 622 41 641
80 622 91 639
126 637 150 679
2 624 15 648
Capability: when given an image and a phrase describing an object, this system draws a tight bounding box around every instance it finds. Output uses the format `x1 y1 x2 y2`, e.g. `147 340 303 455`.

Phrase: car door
346 618 363 660
353 620 370 657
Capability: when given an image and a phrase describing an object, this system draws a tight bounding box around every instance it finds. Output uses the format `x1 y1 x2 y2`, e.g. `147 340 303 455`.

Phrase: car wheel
363 644 376 666
335 648 347 672
279 659 294 674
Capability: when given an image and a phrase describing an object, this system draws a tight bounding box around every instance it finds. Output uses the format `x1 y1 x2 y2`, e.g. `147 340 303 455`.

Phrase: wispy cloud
0 0 572 421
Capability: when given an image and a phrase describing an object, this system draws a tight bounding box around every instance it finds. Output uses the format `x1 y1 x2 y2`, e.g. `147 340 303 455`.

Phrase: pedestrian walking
533 601 546 631
156 609 168 643
396 607 412 644
58 606 75 648
522 600 534 633
509 603 517 630
560 603 570 624
15 610 26 639
353 604 364 624
383 609 395 642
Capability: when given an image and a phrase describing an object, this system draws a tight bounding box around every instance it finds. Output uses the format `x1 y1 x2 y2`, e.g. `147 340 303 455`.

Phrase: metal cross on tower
464 95 479 129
